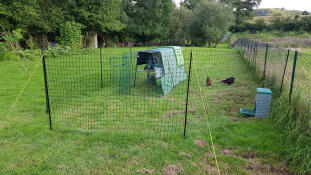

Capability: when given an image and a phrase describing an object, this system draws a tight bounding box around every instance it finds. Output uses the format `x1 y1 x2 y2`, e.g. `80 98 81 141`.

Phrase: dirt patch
180 152 192 157
162 142 168 148
211 97 222 103
230 117 239 122
164 97 175 102
189 106 197 113
244 159 289 175
237 149 289 175
206 152 215 157
164 110 184 118
226 107 239 116
240 149 257 159
222 149 234 156
205 163 219 175
188 106 201 120
216 89 228 94
194 139 207 148
136 168 155 174
162 165 183 175
149 102 157 105
189 88 200 96
226 92 250 99
220 148 290 174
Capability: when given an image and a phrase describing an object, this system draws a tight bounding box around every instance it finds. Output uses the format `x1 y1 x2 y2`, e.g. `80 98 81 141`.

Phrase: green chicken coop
134 46 187 95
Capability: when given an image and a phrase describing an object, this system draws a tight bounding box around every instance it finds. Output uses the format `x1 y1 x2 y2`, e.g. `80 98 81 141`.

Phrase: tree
68 0 126 48
180 0 200 10
30 0 66 48
189 0 235 47
220 0 262 24
302 11 310 15
169 6 192 45
0 0 38 31
123 0 174 43
254 18 267 31
271 13 284 30
0 0 67 48
300 16 311 31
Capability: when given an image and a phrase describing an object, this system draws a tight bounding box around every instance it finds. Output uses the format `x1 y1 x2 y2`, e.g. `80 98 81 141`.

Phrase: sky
173 0 311 12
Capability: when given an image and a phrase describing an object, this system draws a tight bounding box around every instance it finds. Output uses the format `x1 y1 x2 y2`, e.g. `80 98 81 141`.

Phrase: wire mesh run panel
43 48 191 137
136 47 187 95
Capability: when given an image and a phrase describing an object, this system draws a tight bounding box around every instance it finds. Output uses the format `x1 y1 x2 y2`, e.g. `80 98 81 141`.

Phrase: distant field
232 32 311 52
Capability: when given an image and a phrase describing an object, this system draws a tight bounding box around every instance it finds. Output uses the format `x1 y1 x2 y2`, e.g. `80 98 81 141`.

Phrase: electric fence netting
43 48 187 137
42 46 262 139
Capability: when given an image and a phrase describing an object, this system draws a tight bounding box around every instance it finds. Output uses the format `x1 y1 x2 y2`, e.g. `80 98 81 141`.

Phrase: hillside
251 8 310 23
254 8 302 17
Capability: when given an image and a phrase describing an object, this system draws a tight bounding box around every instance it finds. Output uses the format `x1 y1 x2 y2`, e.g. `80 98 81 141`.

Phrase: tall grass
236 39 311 174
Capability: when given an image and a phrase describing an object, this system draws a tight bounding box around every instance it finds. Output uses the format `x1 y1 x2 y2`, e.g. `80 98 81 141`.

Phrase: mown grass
0 47 301 174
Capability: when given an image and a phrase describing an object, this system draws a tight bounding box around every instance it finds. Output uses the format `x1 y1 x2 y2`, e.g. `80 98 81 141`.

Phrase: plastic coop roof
137 47 186 95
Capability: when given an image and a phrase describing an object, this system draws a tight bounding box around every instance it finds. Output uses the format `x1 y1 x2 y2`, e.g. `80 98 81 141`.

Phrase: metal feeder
240 88 273 118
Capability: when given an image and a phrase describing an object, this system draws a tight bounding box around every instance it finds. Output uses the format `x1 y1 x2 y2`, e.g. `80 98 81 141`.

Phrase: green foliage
189 0 235 46
301 11 310 15
25 35 40 49
70 0 126 33
123 0 174 42
0 29 24 61
2 29 23 43
180 0 201 10
58 22 83 49
169 6 192 45
233 13 311 33
24 49 41 60
220 0 261 23
0 42 15 61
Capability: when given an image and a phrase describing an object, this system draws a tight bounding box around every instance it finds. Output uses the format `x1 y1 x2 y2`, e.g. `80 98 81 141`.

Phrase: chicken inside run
206 76 235 86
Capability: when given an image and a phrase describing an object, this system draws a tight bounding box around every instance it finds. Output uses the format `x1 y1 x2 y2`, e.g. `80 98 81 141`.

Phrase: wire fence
42 46 260 138
235 38 311 135
41 40 311 138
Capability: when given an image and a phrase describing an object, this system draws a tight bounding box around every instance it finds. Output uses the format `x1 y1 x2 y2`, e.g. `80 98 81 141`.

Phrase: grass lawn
0 47 292 174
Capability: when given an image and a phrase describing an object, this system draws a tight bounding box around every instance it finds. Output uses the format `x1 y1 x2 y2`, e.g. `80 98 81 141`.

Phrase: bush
45 46 72 57
0 42 17 61
24 49 41 60
57 22 83 49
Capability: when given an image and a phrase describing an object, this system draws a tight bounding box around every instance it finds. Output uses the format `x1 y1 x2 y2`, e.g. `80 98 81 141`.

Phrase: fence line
235 38 299 100
235 38 311 136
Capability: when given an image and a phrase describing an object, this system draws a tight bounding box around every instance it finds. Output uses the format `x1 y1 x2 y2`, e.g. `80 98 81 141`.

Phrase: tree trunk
214 41 218 48
88 32 98 48
82 33 88 48
41 34 49 49
208 41 211 48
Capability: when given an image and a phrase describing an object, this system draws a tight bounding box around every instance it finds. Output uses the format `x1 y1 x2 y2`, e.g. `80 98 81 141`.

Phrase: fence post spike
42 48 52 130
100 46 104 88
184 50 193 138
289 51 298 103
263 44 269 87
280 50 290 95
